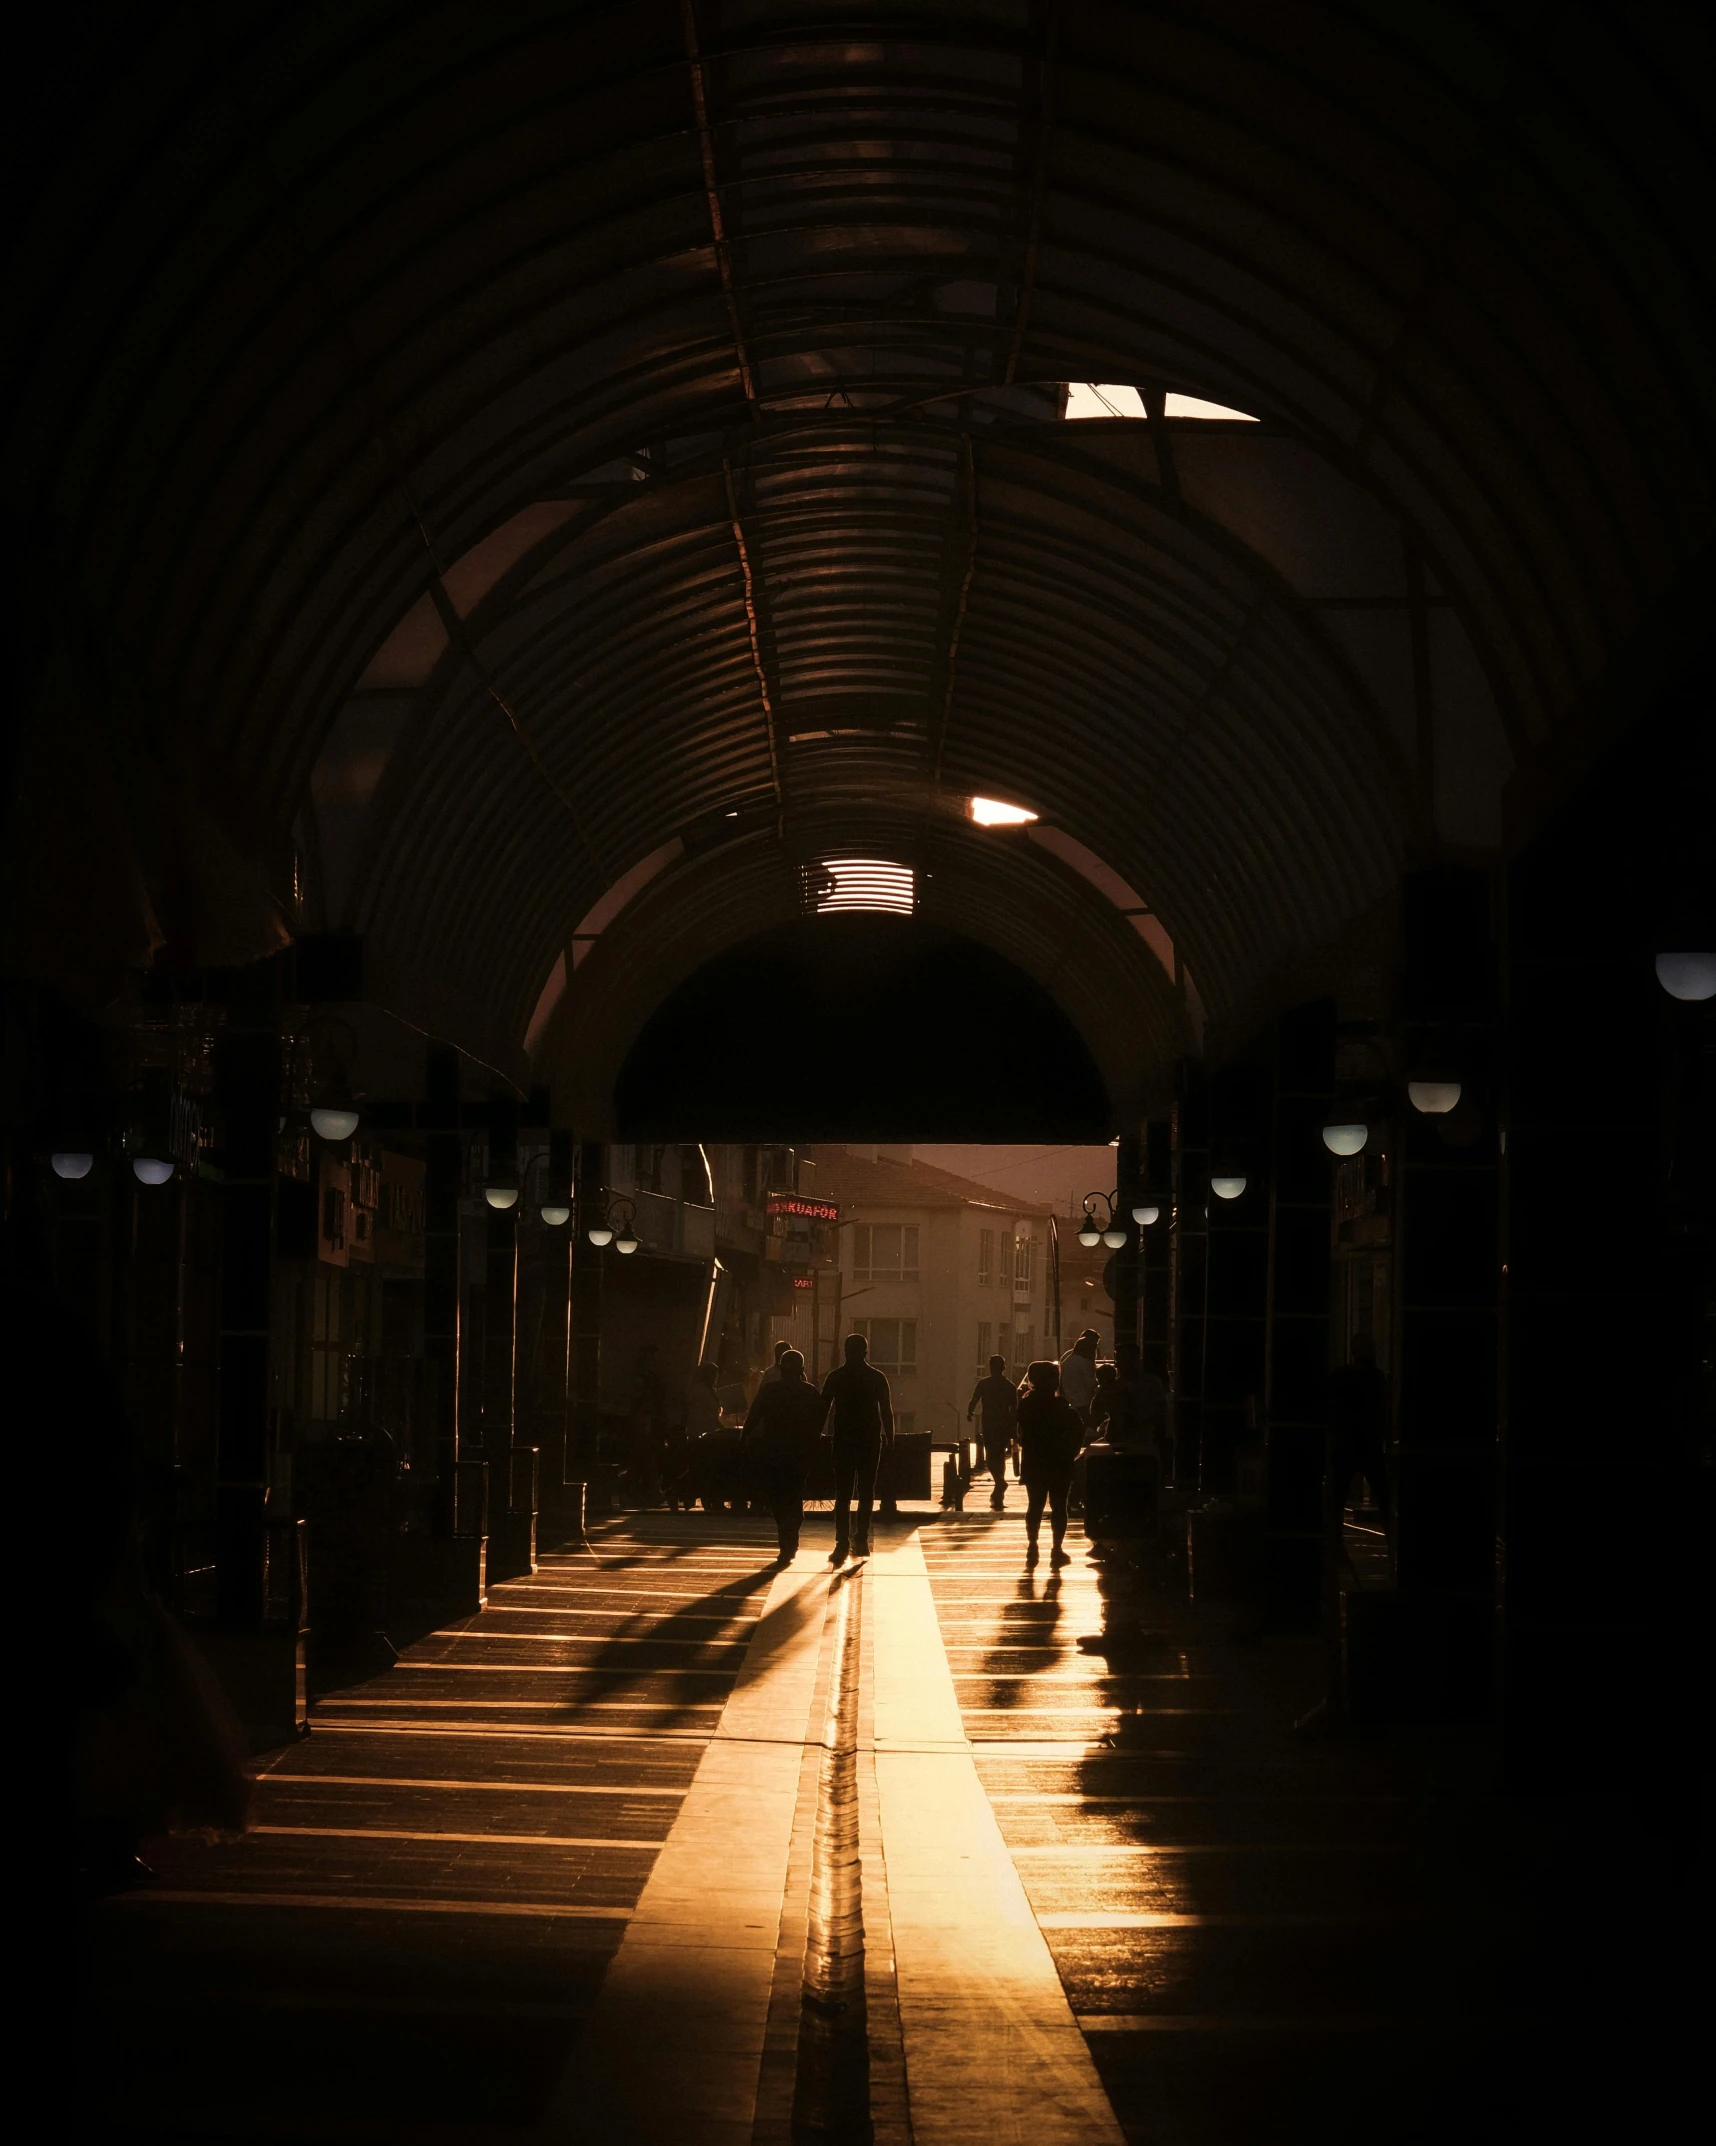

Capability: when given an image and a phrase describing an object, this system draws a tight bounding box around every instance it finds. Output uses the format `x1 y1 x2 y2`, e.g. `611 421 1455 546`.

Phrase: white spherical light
1131 1203 1160 1227
1655 952 1716 1003
587 1223 615 1247
1101 1226 1127 1248
615 1228 639 1255
1077 1223 1101 1247
52 1152 95 1180
1407 1081 1461 1116
310 1105 361 1142
484 1185 520 1210
133 1157 175 1185
1321 1123 1368 1157
539 1202 571 1227
1210 1173 1247 1200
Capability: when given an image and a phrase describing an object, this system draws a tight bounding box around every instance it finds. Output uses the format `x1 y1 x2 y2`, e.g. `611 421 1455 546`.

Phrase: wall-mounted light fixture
310 1101 360 1143
1079 1192 1128 1248
52 1152 95 1179
1655 951 1716 1002
483 1183 520 1211
1406 1081 1461 1115
1210 1173 1247 1201
539 1202 571 1227
1131 1202 1161 1226
1321 1122 1369 1156
587 1194 637 1251
133 1157 175 1185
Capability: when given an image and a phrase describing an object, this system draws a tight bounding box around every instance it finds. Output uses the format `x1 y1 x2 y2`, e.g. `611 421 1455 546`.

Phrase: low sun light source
968 797 1038 827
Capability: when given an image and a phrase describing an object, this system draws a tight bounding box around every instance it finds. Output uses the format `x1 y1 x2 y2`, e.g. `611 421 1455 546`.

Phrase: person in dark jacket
1016 1359 1085 1565
966 1353 1019 1509
820 1333 894 1562
741 1351 828 1565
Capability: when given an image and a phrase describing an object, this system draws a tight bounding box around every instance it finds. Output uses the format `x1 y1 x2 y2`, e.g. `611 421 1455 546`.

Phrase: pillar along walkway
86 1494 1544 2144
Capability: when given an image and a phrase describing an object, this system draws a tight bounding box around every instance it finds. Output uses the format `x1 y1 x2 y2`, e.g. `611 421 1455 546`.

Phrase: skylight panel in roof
810 857 916 915
1064 382 1146 419
1163 393 1257 421
968 796 1038 826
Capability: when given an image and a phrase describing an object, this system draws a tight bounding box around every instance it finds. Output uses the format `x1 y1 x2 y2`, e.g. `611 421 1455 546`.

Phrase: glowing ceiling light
52 1152 95 1179
813 857 916 915
484 1184 520 1210
968 797 1038 827
1321 1123 1369 1156
133 1157 175 1185
539 1202 571 1227
1407 1082 1461 1116
310 1105 360 1142
1210 1174 1247 1200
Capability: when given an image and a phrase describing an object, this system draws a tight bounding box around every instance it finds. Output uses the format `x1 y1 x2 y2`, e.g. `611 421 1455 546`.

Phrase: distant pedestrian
820 1333 894 1562
1326 1332 1391 1552
1094 1341 1169 1475
1058 1329 1101 1423
1016 1359 1085 1566
757 1338 793 1390
966 1354 1019 1510
741 1350 828 1565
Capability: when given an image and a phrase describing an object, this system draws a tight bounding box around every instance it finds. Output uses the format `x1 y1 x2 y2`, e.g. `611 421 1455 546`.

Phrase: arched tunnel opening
6 9 1710 2141
615 917 1113 1140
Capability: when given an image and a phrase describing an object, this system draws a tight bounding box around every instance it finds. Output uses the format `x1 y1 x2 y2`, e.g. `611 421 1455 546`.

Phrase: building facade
795 1147 1054 1448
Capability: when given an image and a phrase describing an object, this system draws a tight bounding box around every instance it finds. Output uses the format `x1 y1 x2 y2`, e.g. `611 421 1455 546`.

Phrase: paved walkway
85 1495 1541 2143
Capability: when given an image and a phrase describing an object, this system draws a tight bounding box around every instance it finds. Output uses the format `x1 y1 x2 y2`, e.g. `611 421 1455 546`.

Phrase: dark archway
614 916 1110 1140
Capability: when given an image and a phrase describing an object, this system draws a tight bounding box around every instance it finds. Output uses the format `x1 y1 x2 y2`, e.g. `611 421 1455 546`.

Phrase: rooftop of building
805 1146 1055 1219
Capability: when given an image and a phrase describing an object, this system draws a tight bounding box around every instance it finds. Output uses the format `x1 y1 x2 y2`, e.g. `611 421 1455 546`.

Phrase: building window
976 1321 992 1367
852 1223 919 1282
977 1228 994 1286
854 1318 916 1375
1013 1232 1036 1293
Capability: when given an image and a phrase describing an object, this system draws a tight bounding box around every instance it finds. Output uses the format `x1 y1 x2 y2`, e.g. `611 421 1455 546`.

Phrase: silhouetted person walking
967 1353 1019 1510
1059 1328 1101 1423
820 1333 893 1562
1017 1359 1085 1566
1327 1331 1391 1553
741 1350 827 1565
757 1338 792 1389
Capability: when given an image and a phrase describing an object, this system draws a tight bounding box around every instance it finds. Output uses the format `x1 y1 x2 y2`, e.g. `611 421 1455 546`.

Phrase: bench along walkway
88 1500 1544 2143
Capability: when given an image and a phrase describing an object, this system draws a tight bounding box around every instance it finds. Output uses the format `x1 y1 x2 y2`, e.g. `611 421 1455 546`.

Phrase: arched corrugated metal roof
7 2 1710 1103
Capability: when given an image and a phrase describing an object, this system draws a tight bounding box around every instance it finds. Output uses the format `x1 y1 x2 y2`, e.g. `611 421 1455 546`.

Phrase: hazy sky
914 1143 1121 1217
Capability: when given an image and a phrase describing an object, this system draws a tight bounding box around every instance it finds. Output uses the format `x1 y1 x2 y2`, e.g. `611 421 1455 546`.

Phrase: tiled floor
83 1494 1655 2143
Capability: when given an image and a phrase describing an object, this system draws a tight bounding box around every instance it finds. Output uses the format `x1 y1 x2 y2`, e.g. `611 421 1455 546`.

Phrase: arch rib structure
7 2 1710 1117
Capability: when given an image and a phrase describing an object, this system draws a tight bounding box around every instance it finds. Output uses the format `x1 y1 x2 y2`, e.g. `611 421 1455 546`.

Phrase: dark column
536 1128 580 1543
1140 1120 1171 1384
421 1045 484 1608
1203 1049 1270 1500
1504 682 1709 1797
1264 1002 1335 1630
1394 868 1500 1716
213 1006 279 1627
1169 1074 1209 1491
485 1101 533 1578
1111 1126 1144 1354
569 1141 605 1486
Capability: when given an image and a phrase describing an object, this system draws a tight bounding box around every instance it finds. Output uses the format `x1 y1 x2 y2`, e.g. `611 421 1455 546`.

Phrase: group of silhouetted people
739 1331 895 1565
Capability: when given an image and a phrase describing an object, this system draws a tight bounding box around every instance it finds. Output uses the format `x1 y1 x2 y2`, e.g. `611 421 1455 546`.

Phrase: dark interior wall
1504 660 1713 1794
613 917 1111 1140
